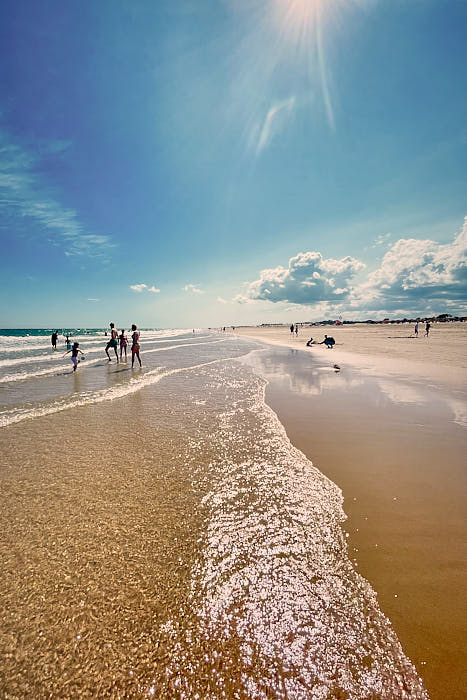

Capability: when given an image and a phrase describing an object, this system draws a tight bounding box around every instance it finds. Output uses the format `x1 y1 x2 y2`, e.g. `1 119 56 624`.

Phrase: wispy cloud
217 296 228 304
0 131 115 260
147 285 160 293
87 298 100 302
254 97 296 154
183 284 204 294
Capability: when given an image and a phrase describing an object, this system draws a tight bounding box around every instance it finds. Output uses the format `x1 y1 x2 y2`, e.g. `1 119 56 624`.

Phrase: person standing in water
119 329 128 362
105 322 119 362
131 324 142 368
64 341 84 372
51 330 58 350
65 333 72 350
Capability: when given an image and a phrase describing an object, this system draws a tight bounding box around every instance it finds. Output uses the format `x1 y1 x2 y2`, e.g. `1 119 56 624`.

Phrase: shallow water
0 330 428 698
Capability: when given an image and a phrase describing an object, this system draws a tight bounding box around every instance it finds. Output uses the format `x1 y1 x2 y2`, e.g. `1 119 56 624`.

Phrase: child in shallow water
119 329 128 361
64 342 84 372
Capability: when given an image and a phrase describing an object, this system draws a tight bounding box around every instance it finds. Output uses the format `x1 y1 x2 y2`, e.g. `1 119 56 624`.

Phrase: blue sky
1 0 466 327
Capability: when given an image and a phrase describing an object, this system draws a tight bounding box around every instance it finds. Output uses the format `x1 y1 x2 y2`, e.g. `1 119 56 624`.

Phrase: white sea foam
0 338 226 382
0 356 235 427
157 360 429 699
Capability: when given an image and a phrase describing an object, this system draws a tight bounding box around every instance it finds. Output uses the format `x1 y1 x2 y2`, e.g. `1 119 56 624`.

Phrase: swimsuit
131 332 140 352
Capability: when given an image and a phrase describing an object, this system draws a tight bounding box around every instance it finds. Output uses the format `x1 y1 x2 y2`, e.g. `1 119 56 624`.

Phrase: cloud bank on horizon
238 218 467 318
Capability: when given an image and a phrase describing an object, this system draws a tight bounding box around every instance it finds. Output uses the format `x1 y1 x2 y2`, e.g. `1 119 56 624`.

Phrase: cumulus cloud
354 217 467 311
147 286 160 293
238 218 467 316
242 251 365 305
130 283 147 292
183 284 204 294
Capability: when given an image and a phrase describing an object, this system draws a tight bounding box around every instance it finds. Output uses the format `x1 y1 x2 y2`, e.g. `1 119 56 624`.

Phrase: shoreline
239 334 467 700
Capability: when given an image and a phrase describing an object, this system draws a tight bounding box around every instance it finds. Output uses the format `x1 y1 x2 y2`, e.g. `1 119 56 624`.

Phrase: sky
1 0 466 328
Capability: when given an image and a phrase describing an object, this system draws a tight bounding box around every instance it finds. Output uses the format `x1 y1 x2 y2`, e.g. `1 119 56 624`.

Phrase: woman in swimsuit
119 329 128 361
131 324 142 368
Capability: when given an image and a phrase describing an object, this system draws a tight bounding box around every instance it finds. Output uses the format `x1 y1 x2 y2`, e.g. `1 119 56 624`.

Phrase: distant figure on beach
306 337 315 347
414 321 419 336
119 329 128 361
64 342 84 372
425 322 431 337
105 323 119 363
131 324 142 368
295 324 299 336
320 335 335 349
65 334 71 350
290 324 294 335
51 330 58 350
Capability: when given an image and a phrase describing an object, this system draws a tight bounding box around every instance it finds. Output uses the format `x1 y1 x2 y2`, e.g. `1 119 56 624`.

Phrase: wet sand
238 329 467 700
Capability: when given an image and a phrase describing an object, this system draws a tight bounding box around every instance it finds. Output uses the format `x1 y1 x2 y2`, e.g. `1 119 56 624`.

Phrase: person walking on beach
105 322 119 363
64 342 84 372
119 329 128 361
425 322 431 337
290 324 294 335
414 321 419 336
295 324 299 336
131 324 142 368
51 330 58 350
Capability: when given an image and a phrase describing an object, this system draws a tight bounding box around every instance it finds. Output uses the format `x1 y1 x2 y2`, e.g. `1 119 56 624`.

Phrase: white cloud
217 296 228 304
87 298 100 302
0 131 115 259
147 285 160 293
183 284 204 294
243 250 365 304
130 283 147 292
237 218 467 317
353 217 467 312
254 97 296 154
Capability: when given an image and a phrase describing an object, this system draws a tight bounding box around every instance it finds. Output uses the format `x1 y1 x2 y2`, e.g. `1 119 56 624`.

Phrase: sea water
0 329 428 698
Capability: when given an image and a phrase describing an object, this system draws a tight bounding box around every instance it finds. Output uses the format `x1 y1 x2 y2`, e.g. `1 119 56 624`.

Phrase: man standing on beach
425 322 431 337
414 321 419 336
105 322 119 362
290 324 294 335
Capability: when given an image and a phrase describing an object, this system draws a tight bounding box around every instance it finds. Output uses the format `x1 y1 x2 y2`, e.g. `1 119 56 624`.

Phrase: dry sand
231 322 467 387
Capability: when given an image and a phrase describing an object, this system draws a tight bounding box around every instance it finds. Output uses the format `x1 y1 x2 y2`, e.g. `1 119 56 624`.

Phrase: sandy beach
230 322 467 387
235 323 467 700
0 327 465 698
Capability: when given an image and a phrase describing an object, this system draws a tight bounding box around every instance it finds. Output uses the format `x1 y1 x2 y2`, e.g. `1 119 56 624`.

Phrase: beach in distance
0 325 466 699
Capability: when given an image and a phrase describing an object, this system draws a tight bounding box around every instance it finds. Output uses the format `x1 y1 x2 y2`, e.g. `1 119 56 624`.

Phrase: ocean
0 329 428 698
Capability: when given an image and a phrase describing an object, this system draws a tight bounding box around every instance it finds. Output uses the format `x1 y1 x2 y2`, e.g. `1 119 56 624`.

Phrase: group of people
414 321 431 337
290 324 300 336
104 323 142 368
306 335 336 349
52 323 142 373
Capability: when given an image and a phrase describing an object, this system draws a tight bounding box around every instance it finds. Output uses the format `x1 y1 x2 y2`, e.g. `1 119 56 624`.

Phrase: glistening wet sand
241 347 467 700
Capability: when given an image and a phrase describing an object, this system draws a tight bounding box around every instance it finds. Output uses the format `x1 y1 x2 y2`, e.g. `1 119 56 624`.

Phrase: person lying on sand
306 337 316 347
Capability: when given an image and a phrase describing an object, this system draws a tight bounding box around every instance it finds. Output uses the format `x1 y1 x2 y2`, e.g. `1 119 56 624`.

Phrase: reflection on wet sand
242 348 467 700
